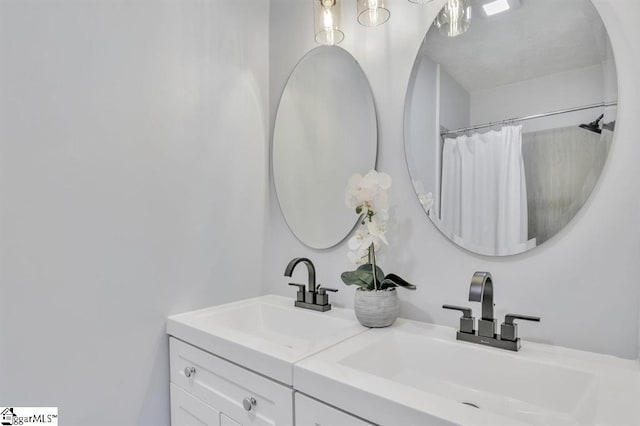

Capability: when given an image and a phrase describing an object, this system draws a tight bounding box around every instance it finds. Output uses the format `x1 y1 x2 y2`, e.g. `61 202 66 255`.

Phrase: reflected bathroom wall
523 126 611 244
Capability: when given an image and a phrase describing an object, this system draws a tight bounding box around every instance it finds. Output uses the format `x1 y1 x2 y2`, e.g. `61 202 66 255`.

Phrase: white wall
0 1 268 424
267 0 640 359
470 64 608 133
405 52 470 217
439 65 470 132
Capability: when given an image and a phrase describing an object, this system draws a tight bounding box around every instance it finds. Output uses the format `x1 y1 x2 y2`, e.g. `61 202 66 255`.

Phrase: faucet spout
284 257 317 293
468 271 494 320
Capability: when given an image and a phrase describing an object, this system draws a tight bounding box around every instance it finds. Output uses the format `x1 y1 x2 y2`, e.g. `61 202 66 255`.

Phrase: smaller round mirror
273 46 377 249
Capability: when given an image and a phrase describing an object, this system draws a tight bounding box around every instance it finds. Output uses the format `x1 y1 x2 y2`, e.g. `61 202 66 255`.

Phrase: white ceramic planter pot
354 287 399 328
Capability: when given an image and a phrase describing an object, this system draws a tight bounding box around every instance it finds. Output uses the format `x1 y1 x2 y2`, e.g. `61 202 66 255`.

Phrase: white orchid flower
346 170 392 211
372 191 389 218
367 219 388 245
347 251 367 266
348 229 371 250
419 192 434 212
363 170 391 189
346 173 375 210
345 169 392 267
348 228 382 252
345 173 364 209
412 180 433 213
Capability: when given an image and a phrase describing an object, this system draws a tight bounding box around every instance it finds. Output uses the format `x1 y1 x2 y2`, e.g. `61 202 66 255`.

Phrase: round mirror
404 0 617 256
273 46 377 249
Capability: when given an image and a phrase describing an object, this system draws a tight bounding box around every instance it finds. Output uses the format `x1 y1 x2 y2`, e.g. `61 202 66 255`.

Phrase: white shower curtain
440 125 530 256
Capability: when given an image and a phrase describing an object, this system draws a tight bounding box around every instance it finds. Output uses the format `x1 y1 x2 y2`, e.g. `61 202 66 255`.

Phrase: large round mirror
404 0 617 256
274 46 377 249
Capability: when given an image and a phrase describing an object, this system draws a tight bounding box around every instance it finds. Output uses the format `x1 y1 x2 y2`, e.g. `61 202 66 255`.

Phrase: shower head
579 114 604 134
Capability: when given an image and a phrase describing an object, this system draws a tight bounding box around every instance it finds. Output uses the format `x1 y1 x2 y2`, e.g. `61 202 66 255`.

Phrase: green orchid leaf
340 270 370 289
356 263 385 285
382 273 417 290
354 269 378 290
379 280 397 290
341 270 378 290
342 264 386 290
354 269 373 283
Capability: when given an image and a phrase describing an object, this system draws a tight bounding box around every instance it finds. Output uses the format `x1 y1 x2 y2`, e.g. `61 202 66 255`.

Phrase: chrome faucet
285 257 337 312
443 271 540 351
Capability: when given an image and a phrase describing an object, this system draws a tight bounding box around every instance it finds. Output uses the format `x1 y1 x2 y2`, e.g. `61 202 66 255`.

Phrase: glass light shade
357 0 390 27
434 0 471 37
314 0 344 45
408 0 435 4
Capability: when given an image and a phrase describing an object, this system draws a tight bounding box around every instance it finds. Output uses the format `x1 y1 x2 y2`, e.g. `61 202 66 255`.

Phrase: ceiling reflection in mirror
404 0 617 256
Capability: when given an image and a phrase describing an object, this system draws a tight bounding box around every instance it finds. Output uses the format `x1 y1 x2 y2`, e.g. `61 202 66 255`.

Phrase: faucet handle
504 313 540 325
288 283 306 302
316 286 338 306
442 304 472 317
442 305 475 334
500 313 540 342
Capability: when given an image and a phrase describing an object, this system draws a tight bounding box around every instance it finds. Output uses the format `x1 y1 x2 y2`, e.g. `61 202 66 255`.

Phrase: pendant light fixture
434 0 471 37
314 0 444 44
357 0 390 27
314 0 344 45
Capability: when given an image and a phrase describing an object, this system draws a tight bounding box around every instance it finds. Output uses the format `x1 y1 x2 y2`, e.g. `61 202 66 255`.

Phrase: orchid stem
368 243 378 291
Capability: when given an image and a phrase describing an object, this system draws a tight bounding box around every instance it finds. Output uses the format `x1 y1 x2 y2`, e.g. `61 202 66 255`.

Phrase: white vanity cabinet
294 393 374 426
170 383 221 426
169 337 294 426
220 414 243 426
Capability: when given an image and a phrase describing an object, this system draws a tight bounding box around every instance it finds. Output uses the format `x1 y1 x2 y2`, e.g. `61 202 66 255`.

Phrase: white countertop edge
166 294 368 385
167 317 295 385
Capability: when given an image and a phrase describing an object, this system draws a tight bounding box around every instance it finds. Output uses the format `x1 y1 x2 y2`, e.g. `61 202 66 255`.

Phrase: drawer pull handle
242 397 257 412
184 366 196 378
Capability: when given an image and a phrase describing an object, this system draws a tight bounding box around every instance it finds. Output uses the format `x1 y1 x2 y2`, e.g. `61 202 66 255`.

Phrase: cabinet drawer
170 337 294 426
295 393 374 426
171 383 221 426
220 414 242 426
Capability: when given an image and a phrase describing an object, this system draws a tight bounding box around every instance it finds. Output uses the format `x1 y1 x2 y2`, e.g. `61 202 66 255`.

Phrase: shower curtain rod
441 101 618 136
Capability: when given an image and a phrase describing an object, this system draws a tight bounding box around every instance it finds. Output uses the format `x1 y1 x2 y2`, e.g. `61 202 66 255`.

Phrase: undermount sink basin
294 319 640 426
167 294 366 384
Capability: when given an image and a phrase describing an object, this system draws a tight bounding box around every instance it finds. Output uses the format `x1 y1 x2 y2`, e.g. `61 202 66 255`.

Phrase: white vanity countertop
294 319 640 426
166 294 367 385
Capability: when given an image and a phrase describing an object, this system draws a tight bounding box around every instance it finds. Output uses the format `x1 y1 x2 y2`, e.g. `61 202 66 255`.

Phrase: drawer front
220 414 242 426
170 337 294 426
171 383 221 426
295 393 374 426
